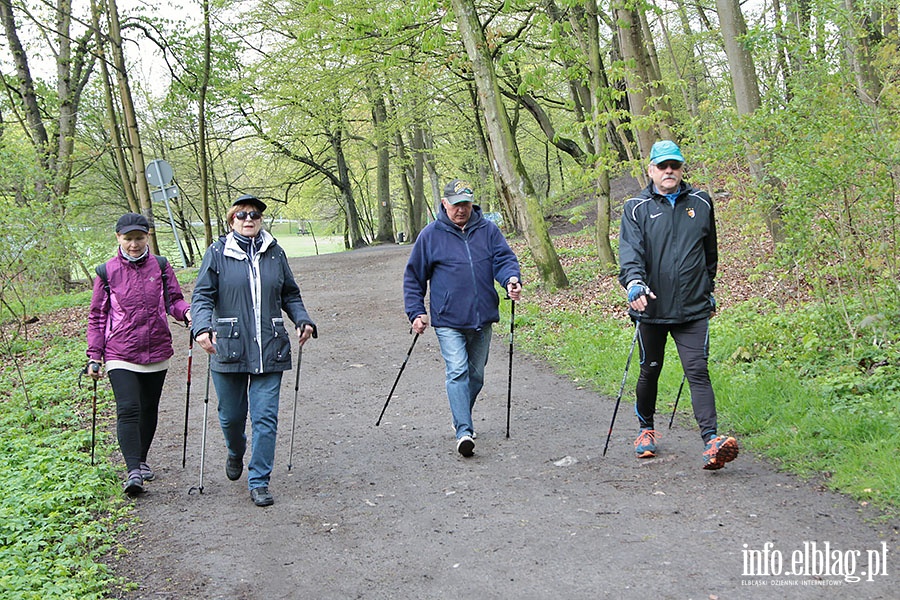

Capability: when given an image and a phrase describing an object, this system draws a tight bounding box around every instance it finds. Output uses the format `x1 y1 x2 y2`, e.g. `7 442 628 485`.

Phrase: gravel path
111 244 897 599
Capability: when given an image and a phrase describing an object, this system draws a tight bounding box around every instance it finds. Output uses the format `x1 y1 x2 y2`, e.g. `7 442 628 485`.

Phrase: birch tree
450 0 568 288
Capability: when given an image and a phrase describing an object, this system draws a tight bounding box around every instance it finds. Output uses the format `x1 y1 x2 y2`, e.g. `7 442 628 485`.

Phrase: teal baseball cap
649 140 685 165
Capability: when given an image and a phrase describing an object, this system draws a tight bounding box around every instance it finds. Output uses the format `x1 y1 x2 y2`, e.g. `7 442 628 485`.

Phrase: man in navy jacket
619 140 739 470
404 179 522 457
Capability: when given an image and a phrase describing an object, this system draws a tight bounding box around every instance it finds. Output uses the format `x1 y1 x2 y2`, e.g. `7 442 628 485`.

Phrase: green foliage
0 327 127 597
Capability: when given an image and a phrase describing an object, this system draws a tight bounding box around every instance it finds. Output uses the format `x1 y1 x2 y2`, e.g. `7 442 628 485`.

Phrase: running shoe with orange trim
634 428 659 458
702 435 739 470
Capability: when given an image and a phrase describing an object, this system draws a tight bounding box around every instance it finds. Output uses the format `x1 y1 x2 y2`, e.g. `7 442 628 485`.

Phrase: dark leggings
107 369 167 472
634 319 718 441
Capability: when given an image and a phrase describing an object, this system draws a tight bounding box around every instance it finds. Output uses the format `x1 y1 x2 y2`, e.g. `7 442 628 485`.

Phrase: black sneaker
139 462 156 481
123 474 145 495
250 486 274 507
226 455 243 481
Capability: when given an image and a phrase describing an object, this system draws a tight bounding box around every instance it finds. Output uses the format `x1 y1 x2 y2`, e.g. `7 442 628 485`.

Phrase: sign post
146 159 188 268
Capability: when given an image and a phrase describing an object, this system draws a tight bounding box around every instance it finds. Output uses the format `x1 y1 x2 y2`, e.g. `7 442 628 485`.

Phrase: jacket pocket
271 317 291 362
215 317 243 363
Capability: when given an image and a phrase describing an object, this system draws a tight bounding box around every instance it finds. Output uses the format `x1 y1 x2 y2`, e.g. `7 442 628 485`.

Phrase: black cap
116 213 150 234
232 194 267 212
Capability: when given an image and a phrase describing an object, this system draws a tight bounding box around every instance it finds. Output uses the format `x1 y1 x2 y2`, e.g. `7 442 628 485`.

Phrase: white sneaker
451 423 477 439
456 435 475 457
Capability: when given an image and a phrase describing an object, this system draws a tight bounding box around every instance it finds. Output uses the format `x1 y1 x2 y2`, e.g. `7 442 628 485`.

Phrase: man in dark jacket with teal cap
618 140 739 470
404 179 522 457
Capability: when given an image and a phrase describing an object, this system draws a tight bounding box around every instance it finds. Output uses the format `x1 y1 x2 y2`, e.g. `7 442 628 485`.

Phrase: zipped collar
223 229 275 260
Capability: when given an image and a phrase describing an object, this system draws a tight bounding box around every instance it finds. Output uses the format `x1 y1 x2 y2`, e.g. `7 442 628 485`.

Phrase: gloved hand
709 293 716 313
626 281 656 312
627 282 652 303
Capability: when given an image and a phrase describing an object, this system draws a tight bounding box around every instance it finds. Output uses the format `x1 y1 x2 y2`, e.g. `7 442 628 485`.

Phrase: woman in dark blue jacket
404 179 521 457
192 195 316 507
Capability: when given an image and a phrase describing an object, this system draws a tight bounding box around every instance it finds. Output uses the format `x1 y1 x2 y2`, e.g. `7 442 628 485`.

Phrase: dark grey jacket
191 230 316 374
618 181 717 324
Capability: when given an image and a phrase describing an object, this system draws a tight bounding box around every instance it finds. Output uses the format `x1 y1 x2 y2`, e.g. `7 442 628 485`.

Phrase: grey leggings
634 318 718 441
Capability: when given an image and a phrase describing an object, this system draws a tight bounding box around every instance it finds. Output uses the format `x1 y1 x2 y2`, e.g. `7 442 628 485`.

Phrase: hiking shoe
139 462 155 482
226 455 243 481
702 435 739 470
123 474 145 495
456 435 475 457
634 428 659 458
250 486 274 507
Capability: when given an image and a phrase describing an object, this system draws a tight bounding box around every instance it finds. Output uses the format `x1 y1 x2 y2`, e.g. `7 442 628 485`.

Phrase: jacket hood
436 202 485 232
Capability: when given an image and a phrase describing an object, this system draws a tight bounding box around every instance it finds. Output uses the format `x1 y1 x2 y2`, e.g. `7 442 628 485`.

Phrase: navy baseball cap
115 213 150 234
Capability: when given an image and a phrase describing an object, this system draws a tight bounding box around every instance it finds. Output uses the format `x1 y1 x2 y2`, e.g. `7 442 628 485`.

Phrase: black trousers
108 369 167 472
634 318 718 441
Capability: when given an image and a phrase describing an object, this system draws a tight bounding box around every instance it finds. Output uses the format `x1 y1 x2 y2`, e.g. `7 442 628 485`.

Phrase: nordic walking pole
506 298 515 439
190 356 211 495
376 331 419 426
603 321 640 456
287 346 303 471
668 374 686 429
181 333 194 468
90 363 99 465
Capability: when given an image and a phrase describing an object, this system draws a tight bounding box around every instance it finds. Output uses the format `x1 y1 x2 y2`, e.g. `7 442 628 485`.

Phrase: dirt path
112 244 897 599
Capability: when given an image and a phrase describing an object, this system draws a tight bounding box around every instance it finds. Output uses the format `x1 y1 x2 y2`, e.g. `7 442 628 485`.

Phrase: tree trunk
106 0 159 253
329 127 367 248
468 82 520 234
411 125 428 228
91 0 138 212
572 0 616 269
1 0 95 288
394 128 419 241
368 82 395 243
199 0 213 249
716 0 785 244
451 0 568 288
842 0 882 107
615 4 656 157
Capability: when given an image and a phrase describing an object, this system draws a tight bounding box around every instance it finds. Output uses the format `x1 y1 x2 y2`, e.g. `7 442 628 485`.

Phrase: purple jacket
87 251 190 364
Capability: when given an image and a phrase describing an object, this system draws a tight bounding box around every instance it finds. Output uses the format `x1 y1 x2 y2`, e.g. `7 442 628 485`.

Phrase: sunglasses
235 210 262 221
655 161 683 171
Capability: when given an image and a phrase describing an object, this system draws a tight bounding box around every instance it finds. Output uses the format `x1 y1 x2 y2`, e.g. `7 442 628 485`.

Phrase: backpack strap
155 255 171 314
95 263 111 314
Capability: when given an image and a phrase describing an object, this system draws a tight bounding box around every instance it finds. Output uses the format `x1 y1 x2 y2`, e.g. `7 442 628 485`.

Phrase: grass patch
1 325 127 598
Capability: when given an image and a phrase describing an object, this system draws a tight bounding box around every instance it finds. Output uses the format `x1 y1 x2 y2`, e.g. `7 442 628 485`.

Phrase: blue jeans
434 325 492 439
211 371 283 490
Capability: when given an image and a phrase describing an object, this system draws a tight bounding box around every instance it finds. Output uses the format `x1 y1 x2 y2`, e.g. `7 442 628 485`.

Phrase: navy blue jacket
404 205 520 329
618 181 717 324
191 230 316 374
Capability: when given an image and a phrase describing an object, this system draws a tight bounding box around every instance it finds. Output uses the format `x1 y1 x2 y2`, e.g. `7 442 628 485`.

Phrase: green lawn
154 221 347 261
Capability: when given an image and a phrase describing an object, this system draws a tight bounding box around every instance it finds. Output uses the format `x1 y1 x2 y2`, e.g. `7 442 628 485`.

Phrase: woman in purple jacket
86 213 191 495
